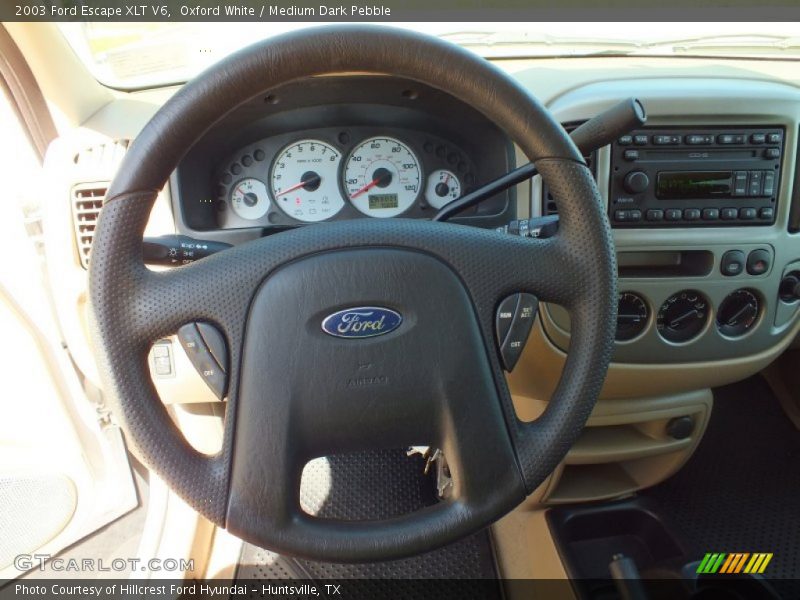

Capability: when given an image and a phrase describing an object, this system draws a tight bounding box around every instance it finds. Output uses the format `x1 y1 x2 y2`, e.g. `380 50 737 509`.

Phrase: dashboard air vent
542 122 597 216
71 184 107 269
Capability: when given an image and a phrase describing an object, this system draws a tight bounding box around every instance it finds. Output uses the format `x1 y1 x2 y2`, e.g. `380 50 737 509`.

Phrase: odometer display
344 137 421 218
368 194 399 209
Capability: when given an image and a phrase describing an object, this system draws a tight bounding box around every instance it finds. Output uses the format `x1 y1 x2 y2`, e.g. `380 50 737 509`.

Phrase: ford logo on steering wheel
321 307 403 339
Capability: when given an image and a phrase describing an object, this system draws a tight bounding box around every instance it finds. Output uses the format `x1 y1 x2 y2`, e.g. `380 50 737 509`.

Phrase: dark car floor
644 375 800 598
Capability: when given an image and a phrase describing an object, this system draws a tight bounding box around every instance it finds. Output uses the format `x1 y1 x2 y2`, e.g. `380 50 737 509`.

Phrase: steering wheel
89 25 616 562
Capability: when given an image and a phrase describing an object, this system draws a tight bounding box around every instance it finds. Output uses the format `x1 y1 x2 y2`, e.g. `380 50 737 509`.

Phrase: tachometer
270 140 344 222
344 137 421 218
230 178 270 220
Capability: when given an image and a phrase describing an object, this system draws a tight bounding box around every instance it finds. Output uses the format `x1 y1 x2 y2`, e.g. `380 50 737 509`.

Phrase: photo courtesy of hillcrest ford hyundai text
0 5 799 600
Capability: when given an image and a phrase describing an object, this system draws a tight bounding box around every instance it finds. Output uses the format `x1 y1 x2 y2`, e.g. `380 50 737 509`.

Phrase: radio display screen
656 171 732 200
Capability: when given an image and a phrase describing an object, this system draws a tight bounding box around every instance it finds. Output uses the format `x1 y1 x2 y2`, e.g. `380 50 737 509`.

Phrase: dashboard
171 76 515 236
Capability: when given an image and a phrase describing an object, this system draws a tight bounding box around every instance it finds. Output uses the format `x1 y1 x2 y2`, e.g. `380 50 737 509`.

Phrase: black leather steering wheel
89 25 617 562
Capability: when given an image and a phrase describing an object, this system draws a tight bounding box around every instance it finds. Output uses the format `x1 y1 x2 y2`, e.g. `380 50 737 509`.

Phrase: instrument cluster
214 127 477 229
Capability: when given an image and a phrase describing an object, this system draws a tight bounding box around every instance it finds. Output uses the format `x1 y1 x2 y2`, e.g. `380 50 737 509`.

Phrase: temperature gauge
425 169 461 210
230 178 270 220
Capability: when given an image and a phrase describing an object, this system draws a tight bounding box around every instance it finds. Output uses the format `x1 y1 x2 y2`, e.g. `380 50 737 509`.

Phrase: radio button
764 148 781 159
721 250 746 276
618 135 633 145
721 208 739 220
750 133 767 144
646 209 664 221
739 207 757 220
665 209 683 221
628 209 642 222
733 171 748 196
623 171 650 194
653 134 682 145
634 135 649 146
760 207 775 220
767 133 782 144
763 172 776 196
614 209 629 222
623 150 640 161
702 208 720 221
718 134 745 144
748 171 764 196
683 208 701 221
686 134 714 145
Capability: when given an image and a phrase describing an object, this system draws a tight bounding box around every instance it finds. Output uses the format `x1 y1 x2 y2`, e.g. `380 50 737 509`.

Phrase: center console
610 127 785 227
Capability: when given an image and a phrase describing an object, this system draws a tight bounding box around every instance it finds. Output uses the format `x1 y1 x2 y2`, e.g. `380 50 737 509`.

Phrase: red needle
236 184 250 196
350 178 380 199
275 180 308 197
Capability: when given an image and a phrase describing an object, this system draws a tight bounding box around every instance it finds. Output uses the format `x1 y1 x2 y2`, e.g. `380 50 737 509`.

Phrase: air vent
73 139 130 167
542 122 598 216
71 184 107 269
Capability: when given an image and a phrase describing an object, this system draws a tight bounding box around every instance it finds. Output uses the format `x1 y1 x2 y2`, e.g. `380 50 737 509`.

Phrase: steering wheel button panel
178 323 228 399
495 294 520 345
497 293 539 371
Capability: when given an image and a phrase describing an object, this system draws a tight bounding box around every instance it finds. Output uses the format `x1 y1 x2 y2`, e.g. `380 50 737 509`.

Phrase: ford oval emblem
321 307 402 339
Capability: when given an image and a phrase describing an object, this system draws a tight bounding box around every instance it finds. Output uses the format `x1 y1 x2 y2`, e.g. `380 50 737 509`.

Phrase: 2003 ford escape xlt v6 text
1 16 799 600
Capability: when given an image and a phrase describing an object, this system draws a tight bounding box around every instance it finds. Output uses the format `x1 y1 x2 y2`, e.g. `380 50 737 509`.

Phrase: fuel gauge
425 169 461 210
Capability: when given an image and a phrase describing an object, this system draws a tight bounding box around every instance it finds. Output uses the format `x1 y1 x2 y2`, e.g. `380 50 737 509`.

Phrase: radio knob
623 171 650 194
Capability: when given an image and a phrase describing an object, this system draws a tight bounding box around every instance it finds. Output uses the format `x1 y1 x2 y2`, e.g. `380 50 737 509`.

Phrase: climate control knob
623 171 650 194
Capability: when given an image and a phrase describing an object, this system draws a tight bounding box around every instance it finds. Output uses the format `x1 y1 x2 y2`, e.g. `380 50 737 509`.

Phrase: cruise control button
720 250 745 276
178 322 228 399
499 293 538 372
746 249 771 276
495 294 519 347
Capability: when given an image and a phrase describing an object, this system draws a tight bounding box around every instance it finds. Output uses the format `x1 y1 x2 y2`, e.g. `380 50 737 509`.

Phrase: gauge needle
350 178 381 199
276 175 321 197
670 309 699 329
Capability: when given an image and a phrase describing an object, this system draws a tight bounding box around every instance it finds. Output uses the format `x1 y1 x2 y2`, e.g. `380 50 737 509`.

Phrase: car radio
609 127 784 227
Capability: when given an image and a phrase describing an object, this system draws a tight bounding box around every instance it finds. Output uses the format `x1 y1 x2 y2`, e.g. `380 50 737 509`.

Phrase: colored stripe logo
697 553 773 574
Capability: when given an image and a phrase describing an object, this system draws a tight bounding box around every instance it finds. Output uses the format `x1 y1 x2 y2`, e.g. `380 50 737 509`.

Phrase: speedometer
343 137 421 218
270 139 344 222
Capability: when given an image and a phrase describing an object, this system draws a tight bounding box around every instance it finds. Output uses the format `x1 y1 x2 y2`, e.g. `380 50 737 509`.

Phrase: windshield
58 22 800 89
